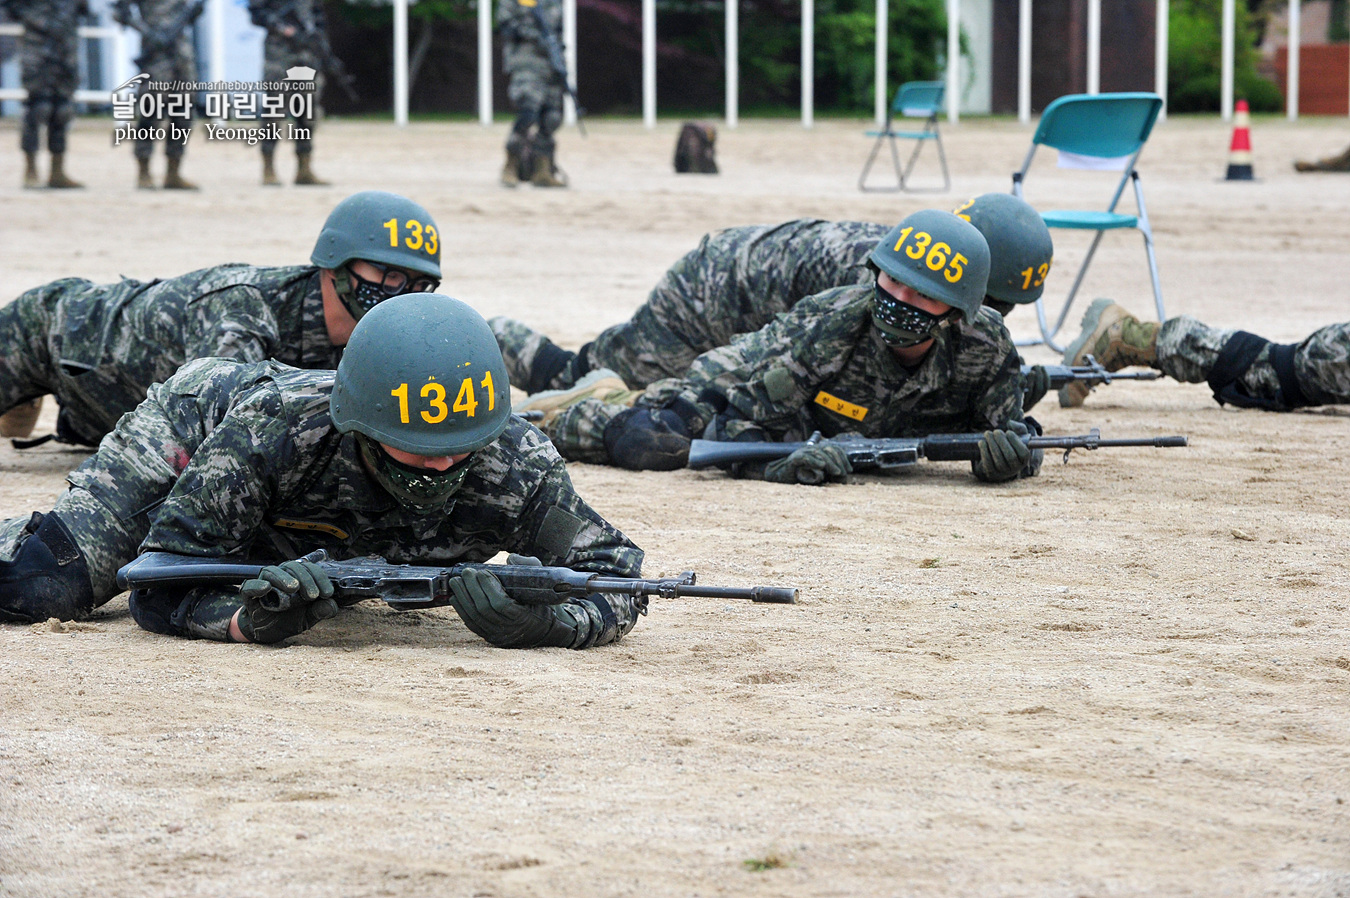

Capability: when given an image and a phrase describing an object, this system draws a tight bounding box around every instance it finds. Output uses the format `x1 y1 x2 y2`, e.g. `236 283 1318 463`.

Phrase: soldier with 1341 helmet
518 209 1040 485
0 294 645 652
0 190 441 448
491 194 1056 410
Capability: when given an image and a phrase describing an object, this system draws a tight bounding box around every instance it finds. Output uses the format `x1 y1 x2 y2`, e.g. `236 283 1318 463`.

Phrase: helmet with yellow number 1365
868 209 990 319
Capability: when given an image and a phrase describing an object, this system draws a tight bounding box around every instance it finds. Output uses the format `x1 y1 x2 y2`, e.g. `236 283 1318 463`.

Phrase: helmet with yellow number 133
311 190 444 322
331 292 511 456
951 193 1054 313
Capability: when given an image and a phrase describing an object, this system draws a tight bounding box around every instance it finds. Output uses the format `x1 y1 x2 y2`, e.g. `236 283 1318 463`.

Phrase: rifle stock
116 550 798 607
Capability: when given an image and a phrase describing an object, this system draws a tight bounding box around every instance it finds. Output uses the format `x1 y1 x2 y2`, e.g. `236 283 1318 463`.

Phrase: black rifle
687 428 1188 473
529 2 585 135
116 550 799 609
249 0 358 101
1023 355 1162 391
115 0 207 70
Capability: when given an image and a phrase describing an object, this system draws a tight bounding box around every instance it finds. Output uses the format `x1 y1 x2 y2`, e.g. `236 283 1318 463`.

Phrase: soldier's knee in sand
0 512 96 624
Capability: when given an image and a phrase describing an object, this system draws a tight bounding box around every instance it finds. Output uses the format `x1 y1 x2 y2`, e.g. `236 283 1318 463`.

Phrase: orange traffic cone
1225 99 1254 180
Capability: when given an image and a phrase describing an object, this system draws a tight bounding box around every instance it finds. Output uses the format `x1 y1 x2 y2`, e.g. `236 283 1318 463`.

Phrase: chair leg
859 133 902 192
934 132 950 192
1132 172 1166 322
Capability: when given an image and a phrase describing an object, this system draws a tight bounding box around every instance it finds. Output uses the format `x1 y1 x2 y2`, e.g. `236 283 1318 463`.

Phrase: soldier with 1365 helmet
0 294 645 652
0 190 441 449
491 194 1056 411
516 209 1040 485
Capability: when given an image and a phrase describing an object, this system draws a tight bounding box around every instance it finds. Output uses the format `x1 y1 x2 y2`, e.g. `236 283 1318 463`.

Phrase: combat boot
162 157 198 190
530 152 566 188
136 156 155 190
47 154 83 189
1058 298 1161 407
500 148 522 188
295 152 328 186
516 369 639 431
1294 145 1350 173
0 397 44 439
23 152 40 189
261 148 280 186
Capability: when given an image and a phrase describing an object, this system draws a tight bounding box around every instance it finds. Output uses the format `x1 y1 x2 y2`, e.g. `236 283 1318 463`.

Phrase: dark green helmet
311 190 442 279
952 193 1053 305
868 210 990 318
330 293 511 456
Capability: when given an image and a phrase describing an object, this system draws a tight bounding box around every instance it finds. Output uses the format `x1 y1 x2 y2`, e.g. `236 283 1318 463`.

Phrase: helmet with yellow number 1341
330 292 512 457
868 209 990 319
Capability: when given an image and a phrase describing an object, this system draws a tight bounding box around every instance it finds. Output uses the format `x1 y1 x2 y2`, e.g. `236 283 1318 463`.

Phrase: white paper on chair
1057 151 1132 171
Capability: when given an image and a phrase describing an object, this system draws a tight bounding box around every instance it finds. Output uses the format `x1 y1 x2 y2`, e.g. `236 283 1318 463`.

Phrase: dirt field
2 112 1349 897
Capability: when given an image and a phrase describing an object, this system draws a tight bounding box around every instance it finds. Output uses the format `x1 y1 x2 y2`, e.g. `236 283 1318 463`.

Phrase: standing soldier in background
113 0 203 190
2 0 87 189
248 0 328 186
497 0 566 188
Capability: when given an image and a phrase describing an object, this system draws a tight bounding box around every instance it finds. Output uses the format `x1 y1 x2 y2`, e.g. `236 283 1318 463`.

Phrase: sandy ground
1 111 1349 897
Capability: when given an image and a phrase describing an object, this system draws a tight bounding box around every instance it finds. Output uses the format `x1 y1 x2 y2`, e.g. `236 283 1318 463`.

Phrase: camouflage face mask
333 264 439 322
356 434 470 508
871 283 958 348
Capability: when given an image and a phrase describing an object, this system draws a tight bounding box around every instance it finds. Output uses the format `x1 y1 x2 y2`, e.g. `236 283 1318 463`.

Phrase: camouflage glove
448 567 587 649
1021 364 1051 412
763 443 852 485
974 429 1031 483
238 559 334 612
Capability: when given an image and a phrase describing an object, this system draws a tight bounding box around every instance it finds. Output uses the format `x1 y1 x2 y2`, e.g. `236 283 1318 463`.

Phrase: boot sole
1059 298 1118 366
517 368 630 412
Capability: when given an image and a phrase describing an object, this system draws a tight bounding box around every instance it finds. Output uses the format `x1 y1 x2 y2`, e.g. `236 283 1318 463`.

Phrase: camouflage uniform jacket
15 264 336 441
497 0 562 80
139 366 644 645
669 284 1026 446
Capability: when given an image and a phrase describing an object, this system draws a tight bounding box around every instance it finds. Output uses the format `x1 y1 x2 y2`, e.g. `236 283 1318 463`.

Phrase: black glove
763 442 852 485
975 429 1032 482
1021 364 1050 412
449 568 586 649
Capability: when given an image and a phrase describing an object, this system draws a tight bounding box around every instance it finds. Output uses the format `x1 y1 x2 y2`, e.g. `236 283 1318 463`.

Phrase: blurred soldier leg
1294 144 1350 173
529 81 566 187
18 12 82 190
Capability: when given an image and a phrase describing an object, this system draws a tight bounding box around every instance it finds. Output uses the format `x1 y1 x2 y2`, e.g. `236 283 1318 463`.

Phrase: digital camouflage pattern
543 284 1028 481
133 365 642 644
0 358 289 598
1157 317 1350 406
115 0 198 160
491 219 889 391
3 0 86 155
497 0 564 157
248 0 324 154
0 264 336 443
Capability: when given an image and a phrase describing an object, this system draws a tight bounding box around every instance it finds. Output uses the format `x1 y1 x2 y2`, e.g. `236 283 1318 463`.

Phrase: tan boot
516 369 639 430
0 397 44 439
23 152 40 189
1294 144 1350 173
162 156 198 190
500 148 522 188
530 152 566 188
294 151 328 186
47 153 83 189
261 149 280 186
1058 299 1160 407
136 156 155 190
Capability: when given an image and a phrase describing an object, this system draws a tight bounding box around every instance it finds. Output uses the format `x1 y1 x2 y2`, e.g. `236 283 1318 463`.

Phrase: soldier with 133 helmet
518 209 1040 485
0 294 645 652
490 194 1055 410
0 191 440 448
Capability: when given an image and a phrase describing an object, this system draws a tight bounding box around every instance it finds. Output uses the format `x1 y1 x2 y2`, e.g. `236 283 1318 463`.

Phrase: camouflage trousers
506 68 563 156
19 23 78 154
1157 317 1350 407
0 380 197 602
0 278 157 444
134 44 196 161
491 229 788 393
537 382 682 464
260 41 321 155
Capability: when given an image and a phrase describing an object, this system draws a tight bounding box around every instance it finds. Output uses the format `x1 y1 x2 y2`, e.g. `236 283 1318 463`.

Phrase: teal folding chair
859 81 950 193
1012 92 1166 351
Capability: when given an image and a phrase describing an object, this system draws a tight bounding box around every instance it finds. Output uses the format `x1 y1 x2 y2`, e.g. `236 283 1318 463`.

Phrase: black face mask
333 264 441 322
871 283 958 348
984 298 1017 318
356 434 469 508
